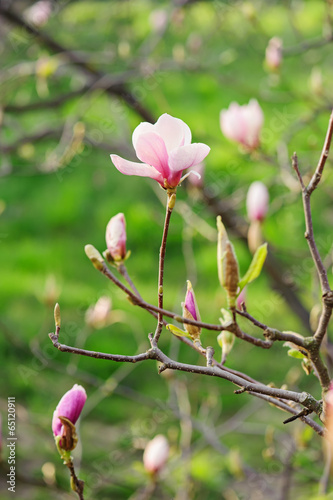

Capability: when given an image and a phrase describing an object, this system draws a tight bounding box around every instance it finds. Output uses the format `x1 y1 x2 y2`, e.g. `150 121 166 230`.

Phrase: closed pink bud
246 181 269 222
143 435 169 474
265 37 283 71
220 99 264 150
52 384 87 446
182 280 201 341
106 213 127 261
236 288 246 310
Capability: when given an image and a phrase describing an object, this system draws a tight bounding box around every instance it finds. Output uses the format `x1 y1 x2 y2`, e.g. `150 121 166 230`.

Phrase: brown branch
48 326 323 418
283 34 333 56
236 307 307 348
308 110 333 195
0 5 154 123
99 261 274 348
154 192 175 342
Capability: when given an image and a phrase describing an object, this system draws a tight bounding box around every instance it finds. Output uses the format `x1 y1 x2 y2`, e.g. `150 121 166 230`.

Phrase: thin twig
154 192 175 342
0 5 154 123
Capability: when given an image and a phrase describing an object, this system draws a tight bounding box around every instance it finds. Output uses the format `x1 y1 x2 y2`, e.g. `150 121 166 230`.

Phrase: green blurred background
1 0 333 498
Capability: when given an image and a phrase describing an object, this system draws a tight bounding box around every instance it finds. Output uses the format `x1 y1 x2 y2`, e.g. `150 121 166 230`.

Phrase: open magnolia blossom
110 113 210 189
220 99 264 150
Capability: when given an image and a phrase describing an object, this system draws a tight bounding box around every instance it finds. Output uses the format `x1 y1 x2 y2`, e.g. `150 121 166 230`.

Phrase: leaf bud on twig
84 244 105 271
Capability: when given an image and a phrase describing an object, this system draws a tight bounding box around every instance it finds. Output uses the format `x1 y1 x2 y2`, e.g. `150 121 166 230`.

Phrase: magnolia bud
220 99 264 150
105 213 127 262
143 435 169 475
52 384 87 451
217 217 239 308
236 288 246 310
84 244 105 270
265 37 283 71
54 303 61 328
182 280 201 341
217 330 235 364
246 181 269 222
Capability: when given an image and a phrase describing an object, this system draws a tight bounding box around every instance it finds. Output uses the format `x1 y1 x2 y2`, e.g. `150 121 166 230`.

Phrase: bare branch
307 110 333 195
0 5 154 123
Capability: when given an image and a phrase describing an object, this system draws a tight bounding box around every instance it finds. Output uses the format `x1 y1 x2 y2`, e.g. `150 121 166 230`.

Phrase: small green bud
217 329 235 364
84 244 104 271
54 303 61 328
168 193 177 210
217 217 239 308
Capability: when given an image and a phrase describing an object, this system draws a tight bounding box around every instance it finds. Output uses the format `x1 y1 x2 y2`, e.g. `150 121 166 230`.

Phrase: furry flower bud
217 217 239 308
105 213 127 262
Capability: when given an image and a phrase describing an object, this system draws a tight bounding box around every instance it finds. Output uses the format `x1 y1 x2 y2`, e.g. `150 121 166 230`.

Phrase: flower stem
154 191 176 343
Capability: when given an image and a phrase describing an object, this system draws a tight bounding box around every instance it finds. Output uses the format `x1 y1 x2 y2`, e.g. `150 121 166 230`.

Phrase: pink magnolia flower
143 435 169 474
110 113 210 189
52 384 87 446
85 296 112 329
265 37 283 71
25 1 52 27
246 181 269 222
106 213 127 261
220 99 264 150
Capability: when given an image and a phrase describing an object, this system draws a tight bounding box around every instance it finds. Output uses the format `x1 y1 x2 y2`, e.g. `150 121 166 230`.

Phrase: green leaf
238 243 267 292
287 348 306 360
166 324 192 339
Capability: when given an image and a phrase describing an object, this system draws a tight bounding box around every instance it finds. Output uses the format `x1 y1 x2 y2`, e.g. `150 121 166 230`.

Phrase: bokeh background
1 0 333 498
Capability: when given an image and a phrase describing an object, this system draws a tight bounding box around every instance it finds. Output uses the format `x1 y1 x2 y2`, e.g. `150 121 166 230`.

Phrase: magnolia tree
48 109 333 498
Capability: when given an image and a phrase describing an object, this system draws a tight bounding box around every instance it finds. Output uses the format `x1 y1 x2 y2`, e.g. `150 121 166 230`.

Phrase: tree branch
0 5 154 123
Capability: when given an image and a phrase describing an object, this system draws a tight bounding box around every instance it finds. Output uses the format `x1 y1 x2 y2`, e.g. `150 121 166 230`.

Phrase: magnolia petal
154 113 192 152
110 155 163 184
168 143 210 173
132 121 155 149
133 131 169 175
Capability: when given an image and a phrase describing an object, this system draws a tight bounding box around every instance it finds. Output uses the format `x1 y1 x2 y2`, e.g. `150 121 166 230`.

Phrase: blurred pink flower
52 385 87 446
25 1 52 27
220 99 264 150
111 113 210 189
149 8 168 33
246 181 269 222
143 435 169 474
106 213 127 261
85 296 112 329
265 37 283 71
